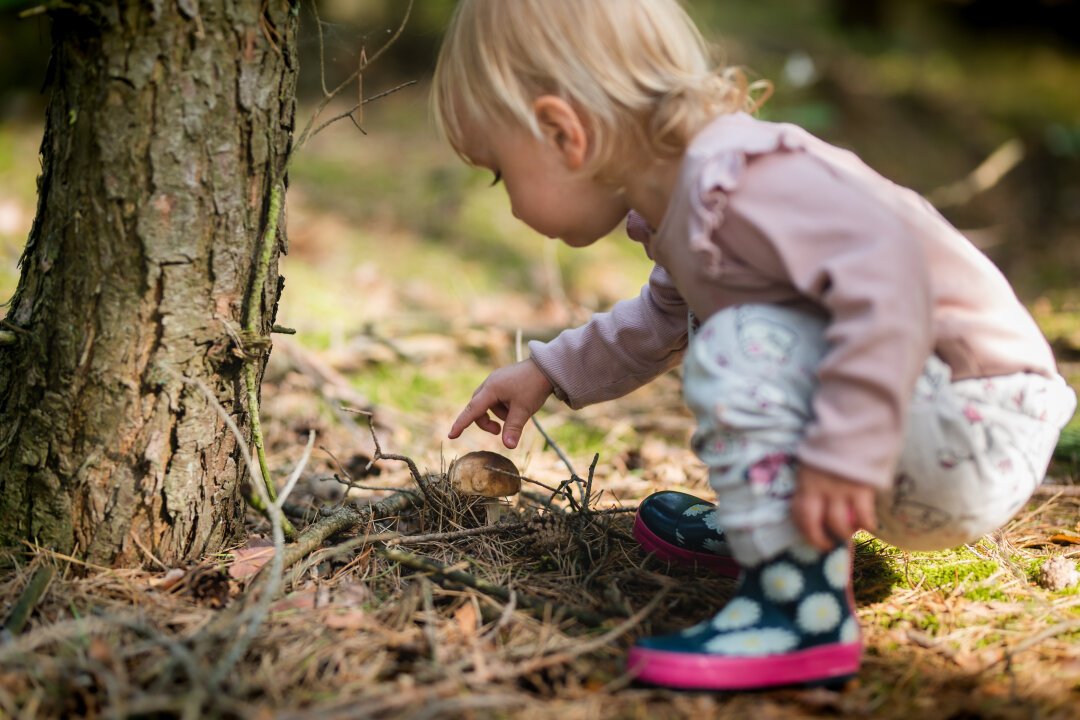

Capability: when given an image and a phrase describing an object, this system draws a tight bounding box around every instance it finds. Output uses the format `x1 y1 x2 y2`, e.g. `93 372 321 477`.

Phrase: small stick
357 411 435 507
286 0 413 171
520 490 567 514
378 546 610 628
582 453 598 511
2 564 55 634
309 80 419 140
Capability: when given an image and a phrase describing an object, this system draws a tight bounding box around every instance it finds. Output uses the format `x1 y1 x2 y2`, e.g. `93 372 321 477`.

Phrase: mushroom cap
449 451 520 497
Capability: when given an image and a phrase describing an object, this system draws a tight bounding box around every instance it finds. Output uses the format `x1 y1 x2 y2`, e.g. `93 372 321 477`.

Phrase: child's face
462 118 629 248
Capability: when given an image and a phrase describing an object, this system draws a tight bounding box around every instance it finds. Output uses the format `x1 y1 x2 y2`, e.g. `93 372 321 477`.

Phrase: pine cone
525 514 577 555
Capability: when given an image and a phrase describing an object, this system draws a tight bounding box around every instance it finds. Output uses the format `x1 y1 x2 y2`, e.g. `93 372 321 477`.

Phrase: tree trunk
0 1 298 567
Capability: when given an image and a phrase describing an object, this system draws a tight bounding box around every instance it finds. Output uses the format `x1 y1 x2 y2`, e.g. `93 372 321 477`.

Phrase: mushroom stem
485 498 507 525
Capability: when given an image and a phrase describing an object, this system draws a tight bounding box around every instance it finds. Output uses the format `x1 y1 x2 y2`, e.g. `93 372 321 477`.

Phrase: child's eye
490 171 502 187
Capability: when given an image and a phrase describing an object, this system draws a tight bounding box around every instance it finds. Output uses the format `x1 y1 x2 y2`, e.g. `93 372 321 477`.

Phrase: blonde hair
431 0 769 179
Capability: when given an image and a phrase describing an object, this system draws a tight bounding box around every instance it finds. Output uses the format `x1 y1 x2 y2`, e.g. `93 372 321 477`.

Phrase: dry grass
2 405 1080 720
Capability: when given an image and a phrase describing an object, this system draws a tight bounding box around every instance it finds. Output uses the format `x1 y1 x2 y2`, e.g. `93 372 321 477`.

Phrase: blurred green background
2 1 1079 460
3 1 1080 295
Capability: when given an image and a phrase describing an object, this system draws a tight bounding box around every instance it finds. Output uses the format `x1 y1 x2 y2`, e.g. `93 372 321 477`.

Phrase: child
432 0 1077 690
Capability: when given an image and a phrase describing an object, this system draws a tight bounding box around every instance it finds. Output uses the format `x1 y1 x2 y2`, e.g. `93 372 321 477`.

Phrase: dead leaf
454 601 478 639
270 590 316 614
89 637 113 665
1050 533 1080 545
228 537 276 579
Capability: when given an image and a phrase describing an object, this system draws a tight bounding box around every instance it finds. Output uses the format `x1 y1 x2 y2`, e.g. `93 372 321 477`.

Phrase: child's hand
449 359 554 449
791 464 877 551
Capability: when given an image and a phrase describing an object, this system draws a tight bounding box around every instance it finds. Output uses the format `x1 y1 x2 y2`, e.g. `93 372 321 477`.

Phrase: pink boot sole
633 511 740 577
627 640 862 690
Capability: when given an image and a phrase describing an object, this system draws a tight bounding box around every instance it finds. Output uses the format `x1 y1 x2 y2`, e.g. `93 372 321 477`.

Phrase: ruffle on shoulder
682 114 808 279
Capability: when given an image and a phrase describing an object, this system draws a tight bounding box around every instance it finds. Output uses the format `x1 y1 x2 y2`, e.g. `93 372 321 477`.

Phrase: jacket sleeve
723 151 935 489
528 264 690 409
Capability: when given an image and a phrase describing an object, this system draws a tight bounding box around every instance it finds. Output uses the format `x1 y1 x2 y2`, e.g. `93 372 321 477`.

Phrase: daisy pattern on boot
710 597 762 631
789 541 824 565
839 616 860 644
824 546 850 590
702 537 729 554
702 511 723 533
628 542 861 691
703 627 800 657
796 593 842 634
761 561 804 602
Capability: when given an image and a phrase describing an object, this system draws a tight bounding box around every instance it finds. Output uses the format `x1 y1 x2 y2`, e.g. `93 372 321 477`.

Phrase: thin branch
278 430 317 508
357 410 435 506
309 80 418 140
274 490 421 573
239 183 293 537
389 522 525 547
288 0 413 170
983 618 1080 670
582 453 598 511
312 0 328 97
1 319 29 335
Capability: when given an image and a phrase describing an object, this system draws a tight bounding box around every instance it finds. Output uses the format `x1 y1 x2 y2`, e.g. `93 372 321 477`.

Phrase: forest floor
3 85 1080 718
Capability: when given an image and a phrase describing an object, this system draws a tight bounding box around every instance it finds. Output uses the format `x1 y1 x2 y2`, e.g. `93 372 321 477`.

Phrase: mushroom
449 451 520 524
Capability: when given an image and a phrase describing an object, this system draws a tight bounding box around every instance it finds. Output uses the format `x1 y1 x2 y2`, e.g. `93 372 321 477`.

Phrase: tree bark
0 1 298 567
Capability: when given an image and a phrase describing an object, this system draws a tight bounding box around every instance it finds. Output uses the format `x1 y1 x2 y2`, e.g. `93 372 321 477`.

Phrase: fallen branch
275 489 421 573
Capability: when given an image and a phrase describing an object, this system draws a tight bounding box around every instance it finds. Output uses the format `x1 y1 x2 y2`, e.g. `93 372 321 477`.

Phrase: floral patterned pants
684 304 1077 564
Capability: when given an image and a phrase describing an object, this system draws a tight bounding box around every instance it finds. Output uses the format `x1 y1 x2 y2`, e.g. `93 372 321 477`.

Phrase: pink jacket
528 113 1058 489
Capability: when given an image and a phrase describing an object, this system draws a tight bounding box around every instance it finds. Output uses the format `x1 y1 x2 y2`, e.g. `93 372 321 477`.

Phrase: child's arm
450 264 689 446
793 464 878 550
448 358 553 449
528 264 689 409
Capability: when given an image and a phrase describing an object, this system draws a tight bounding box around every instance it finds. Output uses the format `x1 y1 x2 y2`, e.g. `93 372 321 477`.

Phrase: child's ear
533 95 588 170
